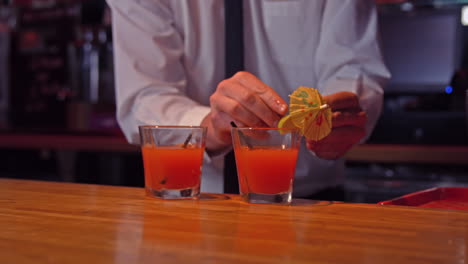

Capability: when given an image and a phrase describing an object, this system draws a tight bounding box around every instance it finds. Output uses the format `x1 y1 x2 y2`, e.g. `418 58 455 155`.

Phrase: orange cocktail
235 146 298 194
139 126 207 199
142 145 204 191
231 127 301 204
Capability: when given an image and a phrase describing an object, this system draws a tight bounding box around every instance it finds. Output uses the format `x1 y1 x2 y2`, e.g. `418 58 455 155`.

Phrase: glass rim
138 125 206 130
231 127 300 132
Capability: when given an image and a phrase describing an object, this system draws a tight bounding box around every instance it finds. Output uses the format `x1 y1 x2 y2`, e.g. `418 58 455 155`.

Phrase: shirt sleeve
315 0 391 141
107 0 211 144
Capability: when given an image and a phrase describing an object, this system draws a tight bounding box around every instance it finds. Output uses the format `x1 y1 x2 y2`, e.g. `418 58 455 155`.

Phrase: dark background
1 0 467 203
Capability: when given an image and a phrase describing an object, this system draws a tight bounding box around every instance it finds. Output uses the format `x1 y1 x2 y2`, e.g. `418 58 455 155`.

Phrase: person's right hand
201 71 288 154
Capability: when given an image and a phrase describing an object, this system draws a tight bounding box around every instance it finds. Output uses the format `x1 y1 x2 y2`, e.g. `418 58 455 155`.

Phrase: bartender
106 0 390 200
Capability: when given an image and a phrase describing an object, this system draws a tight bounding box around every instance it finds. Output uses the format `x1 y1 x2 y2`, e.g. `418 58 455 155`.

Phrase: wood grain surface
0 179 467 264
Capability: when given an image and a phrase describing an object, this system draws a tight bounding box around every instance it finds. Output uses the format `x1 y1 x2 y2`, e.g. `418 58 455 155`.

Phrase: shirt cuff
178 105 211 127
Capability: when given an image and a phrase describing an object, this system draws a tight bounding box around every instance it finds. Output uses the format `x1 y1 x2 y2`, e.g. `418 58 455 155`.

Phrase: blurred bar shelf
0 132 467 164
346 144 468 165
0 131 138 152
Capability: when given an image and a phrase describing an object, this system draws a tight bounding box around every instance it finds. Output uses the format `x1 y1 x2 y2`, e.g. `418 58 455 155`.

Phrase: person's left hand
306 91 367 160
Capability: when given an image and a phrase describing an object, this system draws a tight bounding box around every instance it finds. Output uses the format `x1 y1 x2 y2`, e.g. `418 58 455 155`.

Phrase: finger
209 111 234 145
233 71 288 116
210 92 268 128
312 143 354 160
219 80 283 127
323 126 366 145
306 126 365 160
332 111 367 128
324 91 361 112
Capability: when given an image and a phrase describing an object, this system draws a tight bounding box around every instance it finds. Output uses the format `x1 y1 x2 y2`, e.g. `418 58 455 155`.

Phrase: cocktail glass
231 127 301 204
139 126 207 199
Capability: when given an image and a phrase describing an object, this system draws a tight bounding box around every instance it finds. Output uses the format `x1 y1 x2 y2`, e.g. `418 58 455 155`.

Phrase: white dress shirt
107 0 390 196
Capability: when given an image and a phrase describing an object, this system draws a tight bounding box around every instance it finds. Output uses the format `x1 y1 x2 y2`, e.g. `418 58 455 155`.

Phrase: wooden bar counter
1 178 467 264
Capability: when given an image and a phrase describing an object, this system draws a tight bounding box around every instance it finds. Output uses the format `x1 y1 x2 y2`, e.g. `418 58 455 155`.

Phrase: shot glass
231 127 301 204
139 126 207 199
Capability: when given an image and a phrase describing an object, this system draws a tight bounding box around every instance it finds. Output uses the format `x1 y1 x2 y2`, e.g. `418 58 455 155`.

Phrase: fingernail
272 120 279 128
276 100 287 113
280 105 287 113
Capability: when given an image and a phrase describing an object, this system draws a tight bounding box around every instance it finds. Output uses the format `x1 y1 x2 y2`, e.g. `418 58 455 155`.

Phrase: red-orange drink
141 145 204 191
234 146 299 194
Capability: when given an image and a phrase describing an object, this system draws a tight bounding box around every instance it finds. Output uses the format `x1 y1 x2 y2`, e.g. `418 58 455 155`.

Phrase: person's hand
201 71 288 153
306 91 367 160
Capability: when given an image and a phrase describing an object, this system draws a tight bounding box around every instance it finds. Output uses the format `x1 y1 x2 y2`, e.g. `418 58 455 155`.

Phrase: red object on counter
379 187 468 211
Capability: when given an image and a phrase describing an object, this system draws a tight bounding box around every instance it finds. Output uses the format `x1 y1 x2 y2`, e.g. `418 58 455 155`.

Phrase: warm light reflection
113 203 143 264
462 6 468 26
233 206 299 262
